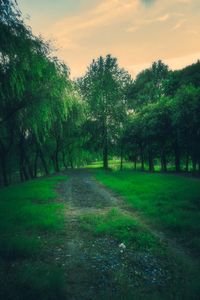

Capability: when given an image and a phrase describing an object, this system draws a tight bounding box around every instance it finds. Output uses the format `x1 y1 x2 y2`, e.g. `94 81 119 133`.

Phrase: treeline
1 1 200 186
0 0 85 186
78 58 200 174
124 60 200 173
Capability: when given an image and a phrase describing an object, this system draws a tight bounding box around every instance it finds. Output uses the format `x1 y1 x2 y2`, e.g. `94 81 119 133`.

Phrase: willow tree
79 54 131 169
0 0 84 185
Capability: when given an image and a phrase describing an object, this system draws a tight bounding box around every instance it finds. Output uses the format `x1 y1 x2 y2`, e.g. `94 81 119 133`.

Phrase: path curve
56 169 199 300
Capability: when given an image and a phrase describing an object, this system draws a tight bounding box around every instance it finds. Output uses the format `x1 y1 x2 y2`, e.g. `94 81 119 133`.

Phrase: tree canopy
1 0 200 185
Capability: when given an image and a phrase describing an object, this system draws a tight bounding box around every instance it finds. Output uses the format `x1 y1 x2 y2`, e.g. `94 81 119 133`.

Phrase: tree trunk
70 158 74 169
120 143 123 171
22 164 29 181
54 150 60 172
192 161 197 172
174 145 181 172
103 122 108 170
198 156 200 175
140 146 144 171
161 150 167 172
134 157 137 170
185 152 189 172
19 165 25 182
19 136 29 182
39 149 49 175
103 145 108 169
26 158 34 179
62 152 68 170
0 154 8 186
34 151 39 178
148 149 154 172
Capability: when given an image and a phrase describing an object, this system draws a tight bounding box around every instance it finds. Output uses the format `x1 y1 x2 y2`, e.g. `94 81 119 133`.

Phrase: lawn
0 175 67 300
95 170 200 256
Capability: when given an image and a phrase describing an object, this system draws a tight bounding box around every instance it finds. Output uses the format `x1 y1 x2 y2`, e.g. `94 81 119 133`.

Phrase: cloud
127 13 170 32
144 13 170 23
177 0 192 3
33 0 200 78
52 0 139 33
157 14 170 21
127 52 200 78
48 0 139 50
126 25 139 32
173 19 187 30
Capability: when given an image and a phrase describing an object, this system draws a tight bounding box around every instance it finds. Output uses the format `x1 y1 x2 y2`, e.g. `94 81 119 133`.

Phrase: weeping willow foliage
0 0 85 186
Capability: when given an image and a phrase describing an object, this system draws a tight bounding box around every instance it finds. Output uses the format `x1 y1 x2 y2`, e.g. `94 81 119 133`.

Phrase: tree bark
70 158 74 169
34 151 39 178
39 148 49 175
174 145 181 172
134 159 137 170
148 149 154 172
26 157 34 179
62 152 68 170
185 152 189 172
103 145 108 169
140 146 144 171
161 150 167 172
19 135 29 182
0 154 8 186
120 142 123 171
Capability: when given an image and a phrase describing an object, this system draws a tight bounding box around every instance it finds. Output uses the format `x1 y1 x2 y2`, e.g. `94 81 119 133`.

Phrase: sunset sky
17 0 200 78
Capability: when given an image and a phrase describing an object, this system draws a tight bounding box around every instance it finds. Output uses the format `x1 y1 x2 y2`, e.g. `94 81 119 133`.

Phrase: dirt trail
56 170 198 300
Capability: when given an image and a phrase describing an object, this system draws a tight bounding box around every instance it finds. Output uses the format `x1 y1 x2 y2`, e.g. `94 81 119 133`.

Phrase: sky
17 0 200 79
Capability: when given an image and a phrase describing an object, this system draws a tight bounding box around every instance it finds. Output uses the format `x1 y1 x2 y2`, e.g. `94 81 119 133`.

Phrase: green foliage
78 54 131 169
128 60 169 109
0 0 85 185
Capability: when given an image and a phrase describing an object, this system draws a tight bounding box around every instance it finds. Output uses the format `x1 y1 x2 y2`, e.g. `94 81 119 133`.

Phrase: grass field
0 175 67 300
95 170 200 256
1 168 200 299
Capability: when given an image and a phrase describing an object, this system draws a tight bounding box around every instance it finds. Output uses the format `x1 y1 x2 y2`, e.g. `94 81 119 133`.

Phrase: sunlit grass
86 159 161 171
86 159 194 172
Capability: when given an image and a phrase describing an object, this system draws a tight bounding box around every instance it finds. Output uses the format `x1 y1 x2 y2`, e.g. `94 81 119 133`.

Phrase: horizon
17 0 200 78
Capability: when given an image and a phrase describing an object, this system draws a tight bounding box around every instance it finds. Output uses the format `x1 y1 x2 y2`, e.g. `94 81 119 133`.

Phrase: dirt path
56 170 198 300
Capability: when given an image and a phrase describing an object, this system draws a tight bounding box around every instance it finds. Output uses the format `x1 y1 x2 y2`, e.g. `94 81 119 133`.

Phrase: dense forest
1 0 200 186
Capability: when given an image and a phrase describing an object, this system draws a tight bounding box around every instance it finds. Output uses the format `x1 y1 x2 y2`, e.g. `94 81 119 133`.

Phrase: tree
128 60 169 110
79 54 131 169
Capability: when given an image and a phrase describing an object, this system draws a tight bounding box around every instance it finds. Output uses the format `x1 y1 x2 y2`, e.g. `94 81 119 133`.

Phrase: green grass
95 170 200 256
86 159 163 171
0 175 67 299
80 208 159 251
86 159 194 172
79 208 200 299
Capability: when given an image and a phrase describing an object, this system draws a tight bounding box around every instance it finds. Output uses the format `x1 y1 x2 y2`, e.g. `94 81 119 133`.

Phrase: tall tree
79 54 131 169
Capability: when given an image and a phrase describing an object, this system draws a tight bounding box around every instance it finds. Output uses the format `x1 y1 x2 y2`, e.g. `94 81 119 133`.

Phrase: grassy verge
78 208 200 299
80 208 159 252
95 170 200 256
0 175 67 300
